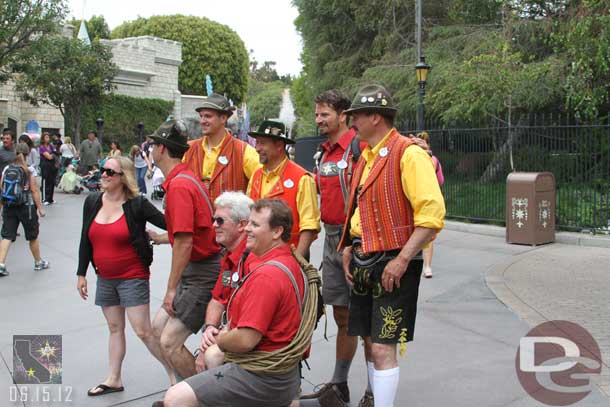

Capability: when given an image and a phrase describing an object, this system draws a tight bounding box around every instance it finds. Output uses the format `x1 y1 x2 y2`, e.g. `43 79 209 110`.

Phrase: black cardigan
77 192 167 276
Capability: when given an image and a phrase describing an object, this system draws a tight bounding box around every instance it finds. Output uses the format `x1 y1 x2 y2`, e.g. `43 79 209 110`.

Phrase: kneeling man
160 199 304 407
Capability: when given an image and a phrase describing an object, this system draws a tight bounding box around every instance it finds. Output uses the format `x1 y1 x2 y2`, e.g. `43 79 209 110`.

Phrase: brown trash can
506 172 555 246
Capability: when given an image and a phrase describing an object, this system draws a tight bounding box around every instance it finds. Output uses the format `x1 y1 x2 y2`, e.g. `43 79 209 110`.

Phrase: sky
68 0 304 76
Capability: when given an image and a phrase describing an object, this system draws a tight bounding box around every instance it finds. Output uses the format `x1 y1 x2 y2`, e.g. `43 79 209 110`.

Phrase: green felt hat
195 93 233 117
149 120 190 153
344 84 397 118
248 120 295 144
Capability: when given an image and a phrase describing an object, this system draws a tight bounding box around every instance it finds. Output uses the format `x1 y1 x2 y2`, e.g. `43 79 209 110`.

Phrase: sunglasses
213 216 226 226
100 167 123 177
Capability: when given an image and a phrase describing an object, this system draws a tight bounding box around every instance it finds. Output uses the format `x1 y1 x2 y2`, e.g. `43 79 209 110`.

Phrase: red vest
183 133 248 203
249 160 309 246
339 129 416 253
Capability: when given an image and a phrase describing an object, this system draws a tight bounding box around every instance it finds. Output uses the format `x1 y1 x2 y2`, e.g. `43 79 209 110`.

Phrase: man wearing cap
147 120 222 382
299 90 363 407
183 93 260 203
338 85 445 407
247 120 320 259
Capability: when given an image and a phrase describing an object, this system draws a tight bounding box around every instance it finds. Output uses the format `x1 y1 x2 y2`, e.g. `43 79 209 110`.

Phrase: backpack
2 164 28 206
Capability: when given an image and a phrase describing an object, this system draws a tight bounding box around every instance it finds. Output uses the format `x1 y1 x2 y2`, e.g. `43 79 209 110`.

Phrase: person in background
130 144 152 194
38 132 57 205
0 142 48 277
79 130 103 173
19 134 39 176
0 129 16 175
60 136 78 168
416 131 444 278
107 141 122 159
76 156 172 396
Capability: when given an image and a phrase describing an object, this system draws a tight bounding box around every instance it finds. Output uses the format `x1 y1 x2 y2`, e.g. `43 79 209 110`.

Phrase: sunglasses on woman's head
100 167 123 177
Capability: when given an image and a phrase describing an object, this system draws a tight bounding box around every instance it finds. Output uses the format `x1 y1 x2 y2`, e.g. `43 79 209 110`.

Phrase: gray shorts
95 277 149 308
322 224 350 306
184 363 300 407
174 254 221 334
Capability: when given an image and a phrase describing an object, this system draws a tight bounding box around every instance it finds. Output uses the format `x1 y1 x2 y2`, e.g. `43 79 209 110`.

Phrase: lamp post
415 57 430 132
136 122 144 146
95 117 104 149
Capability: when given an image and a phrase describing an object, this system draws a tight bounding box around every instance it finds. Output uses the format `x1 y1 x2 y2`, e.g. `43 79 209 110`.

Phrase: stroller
150 166 165 200
79 168 101 192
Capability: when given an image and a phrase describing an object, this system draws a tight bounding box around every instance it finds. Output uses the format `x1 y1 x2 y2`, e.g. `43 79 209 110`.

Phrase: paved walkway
0 188 608 406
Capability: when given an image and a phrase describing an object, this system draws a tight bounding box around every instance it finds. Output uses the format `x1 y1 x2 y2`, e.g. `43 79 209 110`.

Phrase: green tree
15 36 117 145
247 80 284 127
0 0 67 82
112 15 249 102
67 15 111 40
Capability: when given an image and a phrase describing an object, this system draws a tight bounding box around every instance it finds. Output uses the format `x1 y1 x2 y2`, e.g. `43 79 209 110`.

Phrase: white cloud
69 0 303 76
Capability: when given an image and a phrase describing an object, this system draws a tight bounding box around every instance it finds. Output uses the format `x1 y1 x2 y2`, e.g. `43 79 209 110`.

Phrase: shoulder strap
338 143 351 208
350 136 361 163
264 260 307 315
225 259 307 323
173 173 213 217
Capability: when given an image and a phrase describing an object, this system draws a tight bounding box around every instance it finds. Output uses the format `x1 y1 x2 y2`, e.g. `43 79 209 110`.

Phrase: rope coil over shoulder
223 245 321 374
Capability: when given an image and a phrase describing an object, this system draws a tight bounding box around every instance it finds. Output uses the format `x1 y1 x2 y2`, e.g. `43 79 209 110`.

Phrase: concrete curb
445 220 610 248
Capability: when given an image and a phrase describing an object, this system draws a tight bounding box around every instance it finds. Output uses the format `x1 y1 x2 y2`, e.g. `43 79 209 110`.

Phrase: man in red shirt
194 191 255 372
148 120 221 383
300 90 363 407
159 199 303 407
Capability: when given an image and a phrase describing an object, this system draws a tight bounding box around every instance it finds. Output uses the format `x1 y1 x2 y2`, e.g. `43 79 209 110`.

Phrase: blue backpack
2 164 27 206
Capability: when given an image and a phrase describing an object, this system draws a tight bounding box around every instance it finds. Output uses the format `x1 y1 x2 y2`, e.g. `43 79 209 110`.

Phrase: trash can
506 172 555 245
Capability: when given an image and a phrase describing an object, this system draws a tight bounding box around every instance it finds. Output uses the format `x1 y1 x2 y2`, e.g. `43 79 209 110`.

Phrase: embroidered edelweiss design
379 306 403 339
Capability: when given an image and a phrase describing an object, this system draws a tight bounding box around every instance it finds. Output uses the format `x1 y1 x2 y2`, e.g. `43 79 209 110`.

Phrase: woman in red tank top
76 156 174 396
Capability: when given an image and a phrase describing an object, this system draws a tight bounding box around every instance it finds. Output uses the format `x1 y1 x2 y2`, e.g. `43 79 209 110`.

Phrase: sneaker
358 391 374 407
0 264 8 277
424 266 433 278
43 201 51 206
300 382 349 405
34 260 50 271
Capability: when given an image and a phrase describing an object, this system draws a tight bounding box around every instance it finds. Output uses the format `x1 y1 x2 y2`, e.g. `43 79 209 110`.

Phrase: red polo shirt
227 244 304 352
211 237 256 307
315 128 363 225
162 163 220 261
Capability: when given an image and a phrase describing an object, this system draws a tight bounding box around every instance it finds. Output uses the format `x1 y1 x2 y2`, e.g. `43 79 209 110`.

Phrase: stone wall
102 36 182 102
1 35 183 139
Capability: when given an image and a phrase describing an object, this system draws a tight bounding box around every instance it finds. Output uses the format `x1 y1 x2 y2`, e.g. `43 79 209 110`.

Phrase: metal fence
294 114 610 232
405 114 610 232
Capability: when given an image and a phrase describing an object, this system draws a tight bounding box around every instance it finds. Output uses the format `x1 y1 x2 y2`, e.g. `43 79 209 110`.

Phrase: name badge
379 147 389 157
218 156 229 165
337 159 348 169
284 178 295 188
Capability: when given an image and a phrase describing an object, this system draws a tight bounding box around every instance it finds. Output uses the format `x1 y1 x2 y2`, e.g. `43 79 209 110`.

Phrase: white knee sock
366 361 375 392
373 366 399 407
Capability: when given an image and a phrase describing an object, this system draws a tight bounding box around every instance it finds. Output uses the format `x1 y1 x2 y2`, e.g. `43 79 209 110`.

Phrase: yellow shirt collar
362 128 394 163
203 133 228 154
264 157 288 177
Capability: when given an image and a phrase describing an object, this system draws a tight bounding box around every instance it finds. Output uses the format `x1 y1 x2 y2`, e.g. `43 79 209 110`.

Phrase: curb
445 220 610 248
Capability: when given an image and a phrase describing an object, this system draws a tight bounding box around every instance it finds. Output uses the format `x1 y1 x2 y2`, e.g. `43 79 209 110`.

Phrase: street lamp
415 57 430 132
136 122 144 146
96 117 104 149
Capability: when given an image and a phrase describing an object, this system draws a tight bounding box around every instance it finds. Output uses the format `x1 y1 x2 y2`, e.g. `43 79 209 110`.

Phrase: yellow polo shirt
350 129 445 238
247 157 321 232
200 133 260 180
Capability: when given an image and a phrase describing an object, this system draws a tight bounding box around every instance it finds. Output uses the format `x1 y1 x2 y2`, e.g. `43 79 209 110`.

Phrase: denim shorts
95 277 150 308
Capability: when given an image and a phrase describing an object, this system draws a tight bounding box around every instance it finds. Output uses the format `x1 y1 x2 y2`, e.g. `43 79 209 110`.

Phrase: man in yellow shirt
247 120 320 259
183 93 259 203
338 85 445 407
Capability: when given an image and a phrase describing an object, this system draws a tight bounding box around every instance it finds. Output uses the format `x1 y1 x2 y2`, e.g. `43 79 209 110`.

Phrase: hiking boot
34 260 50 271
0 264 8 277
358 391 374 407
300 382 349 405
